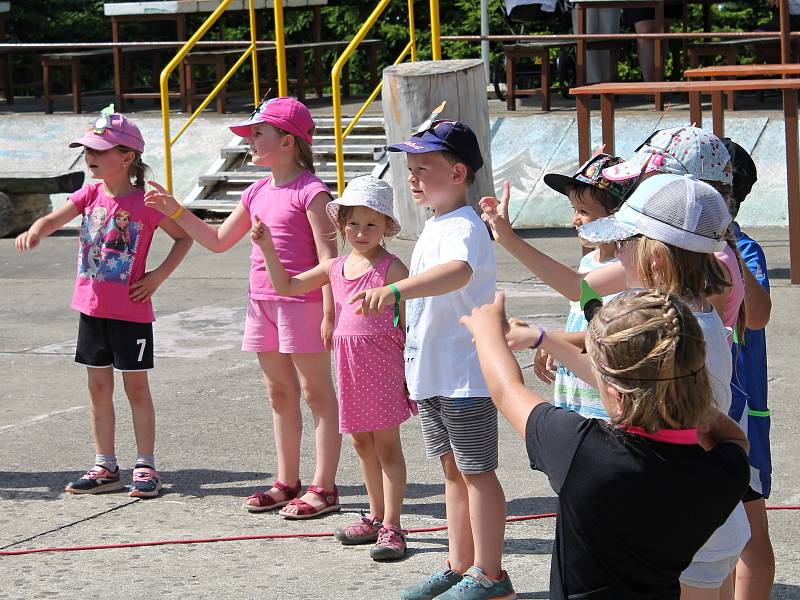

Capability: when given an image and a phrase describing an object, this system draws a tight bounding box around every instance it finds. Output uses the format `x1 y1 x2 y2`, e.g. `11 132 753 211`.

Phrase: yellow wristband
169 204 185 220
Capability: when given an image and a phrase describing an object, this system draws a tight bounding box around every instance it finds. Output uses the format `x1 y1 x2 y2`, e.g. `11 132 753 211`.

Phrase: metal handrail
159 0 289 193
331 0 432 195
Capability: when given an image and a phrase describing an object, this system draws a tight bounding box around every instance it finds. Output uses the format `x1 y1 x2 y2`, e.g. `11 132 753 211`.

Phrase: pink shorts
242 299 326 354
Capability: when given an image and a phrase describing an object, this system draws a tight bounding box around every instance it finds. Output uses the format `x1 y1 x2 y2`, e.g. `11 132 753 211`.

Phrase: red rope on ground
1 507 797 557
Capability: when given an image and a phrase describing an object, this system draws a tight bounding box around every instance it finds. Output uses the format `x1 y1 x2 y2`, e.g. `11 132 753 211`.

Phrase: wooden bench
569 78 800 283
503 41 577 112
684 63 800 111
41 47 166 113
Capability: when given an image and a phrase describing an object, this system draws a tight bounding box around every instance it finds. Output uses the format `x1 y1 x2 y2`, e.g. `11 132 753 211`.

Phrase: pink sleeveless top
328 253 413 434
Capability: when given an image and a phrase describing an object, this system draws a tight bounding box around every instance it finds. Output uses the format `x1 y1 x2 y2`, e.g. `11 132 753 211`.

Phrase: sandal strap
306 484 338 505
272 479 301 495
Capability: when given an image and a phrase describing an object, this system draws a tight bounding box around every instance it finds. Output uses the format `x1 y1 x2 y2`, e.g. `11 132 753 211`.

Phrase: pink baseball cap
229 97 315 143
69 111 145 153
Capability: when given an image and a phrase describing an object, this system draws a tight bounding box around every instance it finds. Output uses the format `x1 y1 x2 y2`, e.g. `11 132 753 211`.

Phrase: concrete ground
1 226 799 598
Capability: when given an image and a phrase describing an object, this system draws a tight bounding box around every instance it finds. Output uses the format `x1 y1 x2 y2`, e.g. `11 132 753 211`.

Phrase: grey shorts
680 555 739 589
416 396 498 474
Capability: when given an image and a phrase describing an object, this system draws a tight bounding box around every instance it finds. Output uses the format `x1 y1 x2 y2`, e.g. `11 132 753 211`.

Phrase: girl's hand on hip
506 318 537 352
15 230 39 252
144 181 180 216
533 347 556 384
130 270 165 302
479 181 513 242
349 286 394 317
460 292 508 338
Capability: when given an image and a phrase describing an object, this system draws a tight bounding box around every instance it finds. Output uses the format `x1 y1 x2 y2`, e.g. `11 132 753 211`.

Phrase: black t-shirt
525 404 749 600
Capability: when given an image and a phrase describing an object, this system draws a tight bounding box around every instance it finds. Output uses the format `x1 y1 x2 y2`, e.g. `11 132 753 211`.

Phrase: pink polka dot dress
330 253 413 434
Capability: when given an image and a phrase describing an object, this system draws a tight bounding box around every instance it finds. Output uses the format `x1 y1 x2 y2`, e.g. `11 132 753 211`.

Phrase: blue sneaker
128 464 162 498
434 567 516 599
400 568 463 600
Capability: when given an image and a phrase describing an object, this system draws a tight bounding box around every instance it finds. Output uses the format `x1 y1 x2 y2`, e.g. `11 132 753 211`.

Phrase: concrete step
220 143 384 160
198 166 373 187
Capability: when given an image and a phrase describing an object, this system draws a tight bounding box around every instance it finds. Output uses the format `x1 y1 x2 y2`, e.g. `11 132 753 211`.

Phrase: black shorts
743 486 764 504
75 313 154 371
623 7 682 28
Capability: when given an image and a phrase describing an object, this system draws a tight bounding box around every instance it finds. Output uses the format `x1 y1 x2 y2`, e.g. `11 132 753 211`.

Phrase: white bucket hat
326 176 401 237
578 173 732 254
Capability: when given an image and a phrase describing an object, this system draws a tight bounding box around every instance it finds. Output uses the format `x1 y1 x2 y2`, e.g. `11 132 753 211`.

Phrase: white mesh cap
578 174 732 253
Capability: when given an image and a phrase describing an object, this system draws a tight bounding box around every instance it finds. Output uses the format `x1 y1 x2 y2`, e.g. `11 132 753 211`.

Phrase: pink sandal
243 479 301 513
279 484 341 520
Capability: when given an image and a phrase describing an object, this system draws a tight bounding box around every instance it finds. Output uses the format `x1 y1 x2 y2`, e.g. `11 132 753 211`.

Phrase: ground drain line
2 508 798 557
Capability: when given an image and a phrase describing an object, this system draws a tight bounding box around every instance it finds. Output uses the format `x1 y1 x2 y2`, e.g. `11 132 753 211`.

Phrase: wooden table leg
576 5 586 87
42 60 53 114
783 87 800 284
506 50 515 111
72 58 81 114
711 90 725 138
689 93 702 128
600 93 615 156
177 15 188 112
112 18 124 111
577 94 591 163
312 6 323 98
541 48 551 112
654 1 665 111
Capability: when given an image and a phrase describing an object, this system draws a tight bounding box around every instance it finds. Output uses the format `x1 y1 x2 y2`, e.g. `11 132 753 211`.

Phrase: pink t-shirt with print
69 182 164 323
241 171 331 303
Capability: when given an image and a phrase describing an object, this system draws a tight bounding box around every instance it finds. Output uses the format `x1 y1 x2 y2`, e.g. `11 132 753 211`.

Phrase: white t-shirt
689 308 750 564
404 206 497 400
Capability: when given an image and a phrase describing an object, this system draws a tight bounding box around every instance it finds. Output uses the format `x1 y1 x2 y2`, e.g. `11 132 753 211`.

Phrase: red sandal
278 484 341 520
243 479 301 513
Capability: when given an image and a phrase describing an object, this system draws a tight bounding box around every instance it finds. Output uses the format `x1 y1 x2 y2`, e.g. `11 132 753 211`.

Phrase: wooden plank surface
685 64 800 78
104 0 326 16
570 78 800 94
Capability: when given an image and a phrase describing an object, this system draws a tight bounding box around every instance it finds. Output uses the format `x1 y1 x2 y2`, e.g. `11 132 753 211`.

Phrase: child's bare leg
285 351 341 511
462 470 506 579
735 498 774 600
352 431 385 519
87 367 116 455
441 451 473 573
681 584 721 600
257 351 302 496
121 371 155 456
372 427 406 527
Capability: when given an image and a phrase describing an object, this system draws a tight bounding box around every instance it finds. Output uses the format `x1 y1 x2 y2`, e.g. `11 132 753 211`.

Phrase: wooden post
382 59 495 239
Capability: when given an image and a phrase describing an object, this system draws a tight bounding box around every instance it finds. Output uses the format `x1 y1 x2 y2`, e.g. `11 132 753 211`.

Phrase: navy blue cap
387 120 484 173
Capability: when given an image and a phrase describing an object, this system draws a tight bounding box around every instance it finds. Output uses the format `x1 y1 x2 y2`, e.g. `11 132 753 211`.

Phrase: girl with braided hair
461 289 750 600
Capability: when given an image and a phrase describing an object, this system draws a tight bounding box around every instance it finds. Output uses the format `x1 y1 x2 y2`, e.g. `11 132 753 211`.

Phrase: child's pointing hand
144 181 180 216
349 287 394 317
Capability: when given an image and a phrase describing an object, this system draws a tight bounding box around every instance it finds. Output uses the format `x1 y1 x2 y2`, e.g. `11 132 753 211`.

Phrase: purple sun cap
69 111 145 153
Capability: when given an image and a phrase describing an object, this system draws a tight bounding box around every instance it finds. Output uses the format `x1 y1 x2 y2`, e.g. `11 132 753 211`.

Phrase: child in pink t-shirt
251 175 412 560
15 107 192 498
146 97 342 518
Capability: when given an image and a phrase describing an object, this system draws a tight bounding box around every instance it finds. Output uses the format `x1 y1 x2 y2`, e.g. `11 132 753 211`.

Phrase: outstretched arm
251 215 332 296
349 260 472 316
480 182 627 301
145 181 251 253
460 292 549 439
15 202 81 252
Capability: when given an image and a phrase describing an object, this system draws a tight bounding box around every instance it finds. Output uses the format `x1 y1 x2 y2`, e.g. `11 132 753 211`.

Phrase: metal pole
480 0 490 83
430 0 441 60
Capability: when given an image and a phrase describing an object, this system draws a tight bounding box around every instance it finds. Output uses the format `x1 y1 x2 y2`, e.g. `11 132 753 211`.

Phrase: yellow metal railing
159 0 290 192
332 0 442 195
